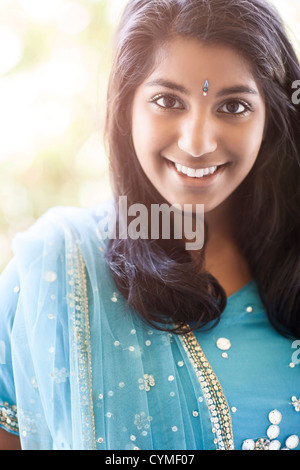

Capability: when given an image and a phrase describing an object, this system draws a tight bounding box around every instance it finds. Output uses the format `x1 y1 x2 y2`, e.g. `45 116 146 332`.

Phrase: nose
177 111 218 158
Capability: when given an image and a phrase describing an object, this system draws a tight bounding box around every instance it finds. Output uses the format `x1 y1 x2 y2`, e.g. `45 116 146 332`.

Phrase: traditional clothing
0 206 299 450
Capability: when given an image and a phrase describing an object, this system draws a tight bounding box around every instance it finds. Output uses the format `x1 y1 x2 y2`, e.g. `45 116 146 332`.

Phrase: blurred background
0 0 299 271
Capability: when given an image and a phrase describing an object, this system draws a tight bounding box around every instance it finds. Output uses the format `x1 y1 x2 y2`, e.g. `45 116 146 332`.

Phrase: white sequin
216 338 231 351
268 440 281 450
285 435 299 449
31 378 38 389
111 292 118 302
242 439 255 450
43 271 57 282
267 424 280 440
268 409 282 425
291 396 300 412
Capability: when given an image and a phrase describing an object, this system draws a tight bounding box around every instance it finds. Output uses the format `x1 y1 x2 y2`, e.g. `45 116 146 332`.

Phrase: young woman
0 0 300 451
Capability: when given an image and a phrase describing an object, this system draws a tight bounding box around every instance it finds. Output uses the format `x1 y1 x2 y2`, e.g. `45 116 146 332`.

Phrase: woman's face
131 36 266 215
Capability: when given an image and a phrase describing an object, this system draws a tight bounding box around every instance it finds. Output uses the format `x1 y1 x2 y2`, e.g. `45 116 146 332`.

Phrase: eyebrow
216 85 258 97
146 79 189 95
145 79 258 97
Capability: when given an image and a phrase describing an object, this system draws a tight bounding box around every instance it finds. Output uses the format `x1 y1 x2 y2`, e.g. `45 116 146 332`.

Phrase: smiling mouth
173 162 225 179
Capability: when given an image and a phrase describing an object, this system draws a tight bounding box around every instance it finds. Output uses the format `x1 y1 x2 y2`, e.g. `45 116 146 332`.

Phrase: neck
191 197 253 297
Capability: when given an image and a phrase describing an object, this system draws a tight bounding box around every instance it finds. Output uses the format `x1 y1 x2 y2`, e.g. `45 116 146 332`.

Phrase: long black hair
104 0 300 337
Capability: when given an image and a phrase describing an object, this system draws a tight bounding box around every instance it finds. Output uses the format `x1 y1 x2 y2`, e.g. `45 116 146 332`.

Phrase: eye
218 100 253 116
150 94 185 110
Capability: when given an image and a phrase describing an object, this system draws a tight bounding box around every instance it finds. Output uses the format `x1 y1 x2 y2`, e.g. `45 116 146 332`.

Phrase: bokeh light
0 0 299 271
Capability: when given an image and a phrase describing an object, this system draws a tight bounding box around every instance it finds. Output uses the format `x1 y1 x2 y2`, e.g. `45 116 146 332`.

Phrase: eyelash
150 94 184 111
218 100 253 117
150 94 185 111
149 93 254 117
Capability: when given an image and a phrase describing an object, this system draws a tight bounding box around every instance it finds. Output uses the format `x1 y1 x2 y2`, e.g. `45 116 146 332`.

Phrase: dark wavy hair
104 0 300 337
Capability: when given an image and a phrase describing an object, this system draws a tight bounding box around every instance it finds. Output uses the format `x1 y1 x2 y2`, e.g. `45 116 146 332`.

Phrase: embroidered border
0 402 18 434
180 329 234 450
67 243 97 450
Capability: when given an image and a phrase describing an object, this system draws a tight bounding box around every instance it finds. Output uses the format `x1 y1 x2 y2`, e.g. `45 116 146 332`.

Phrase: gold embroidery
180 329 234 450
0 402 18 434
67 243 96 449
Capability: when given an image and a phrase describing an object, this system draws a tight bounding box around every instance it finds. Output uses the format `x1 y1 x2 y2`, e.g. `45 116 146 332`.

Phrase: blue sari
0 206 299 450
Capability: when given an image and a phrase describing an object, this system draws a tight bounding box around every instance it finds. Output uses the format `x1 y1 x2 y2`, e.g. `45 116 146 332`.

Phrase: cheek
132 110 170 167
227 121 265 167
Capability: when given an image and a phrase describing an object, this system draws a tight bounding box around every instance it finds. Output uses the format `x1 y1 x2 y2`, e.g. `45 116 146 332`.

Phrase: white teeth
195 168 204 178
175 163 218 178
187 168 196 177
181 166 188 175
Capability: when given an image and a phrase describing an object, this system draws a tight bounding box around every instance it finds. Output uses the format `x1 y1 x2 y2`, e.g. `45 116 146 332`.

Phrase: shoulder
5 201 119 301
13 205 103 245
5 204 117 324
11 203 114 267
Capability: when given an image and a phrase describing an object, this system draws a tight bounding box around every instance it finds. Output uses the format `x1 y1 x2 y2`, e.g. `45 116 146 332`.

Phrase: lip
166 159 229 188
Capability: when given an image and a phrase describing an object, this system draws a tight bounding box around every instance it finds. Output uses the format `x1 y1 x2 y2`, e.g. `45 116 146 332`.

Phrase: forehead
144 36 258 92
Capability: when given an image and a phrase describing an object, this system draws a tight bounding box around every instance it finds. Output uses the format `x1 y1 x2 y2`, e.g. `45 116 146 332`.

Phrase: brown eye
219 100 251 116
152 94 185 110
161 96 178 108
226 103 241 113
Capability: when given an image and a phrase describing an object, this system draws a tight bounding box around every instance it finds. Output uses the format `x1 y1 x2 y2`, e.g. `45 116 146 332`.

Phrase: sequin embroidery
242 409 300 450
291 396 300 412
0 402 18 433
180 328 234 450
67 243 96 450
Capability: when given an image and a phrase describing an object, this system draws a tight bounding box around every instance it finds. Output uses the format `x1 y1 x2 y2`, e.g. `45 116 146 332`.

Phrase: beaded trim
0 402 18 434
180 329 234 450
67 243 97 450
